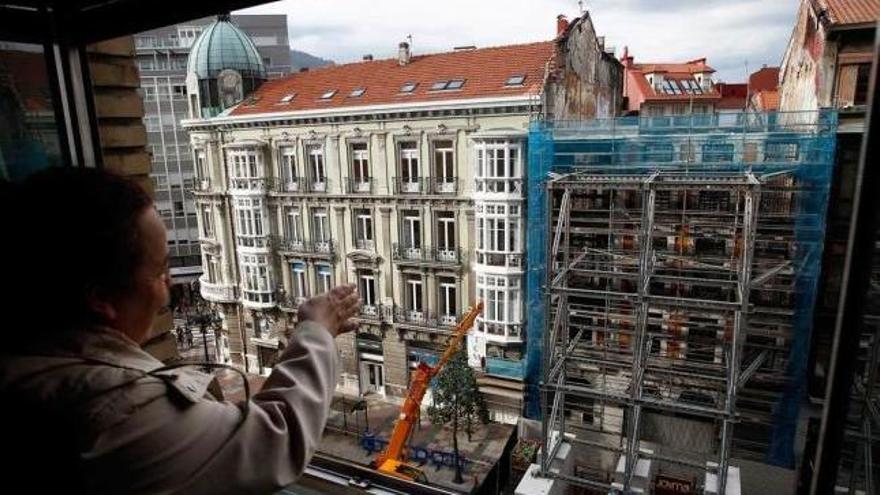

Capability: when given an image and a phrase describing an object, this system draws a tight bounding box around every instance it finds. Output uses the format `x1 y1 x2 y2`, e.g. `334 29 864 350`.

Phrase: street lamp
187 298 221 372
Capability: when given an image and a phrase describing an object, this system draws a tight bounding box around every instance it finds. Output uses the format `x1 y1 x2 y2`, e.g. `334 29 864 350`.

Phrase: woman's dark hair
2 167 154 335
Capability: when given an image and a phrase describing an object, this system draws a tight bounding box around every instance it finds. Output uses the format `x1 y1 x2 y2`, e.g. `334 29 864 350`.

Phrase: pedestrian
1 168 361 493
186 328 194 348
176 326 184 347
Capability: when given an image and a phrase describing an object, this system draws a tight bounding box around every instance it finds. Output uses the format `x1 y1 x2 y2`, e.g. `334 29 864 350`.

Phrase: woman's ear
86 290 117 324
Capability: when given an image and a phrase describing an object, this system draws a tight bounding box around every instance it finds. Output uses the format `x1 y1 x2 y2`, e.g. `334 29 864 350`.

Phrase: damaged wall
544 13 623 121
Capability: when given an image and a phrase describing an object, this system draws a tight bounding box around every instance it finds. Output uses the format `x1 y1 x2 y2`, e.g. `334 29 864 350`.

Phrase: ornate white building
182 12 623 423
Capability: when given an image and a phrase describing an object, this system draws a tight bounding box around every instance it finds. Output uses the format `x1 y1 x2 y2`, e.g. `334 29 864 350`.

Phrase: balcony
274 237 336 258
485 357 524 379
392 306 461 331
355 239 376 251
192 179 213 193
392 177 430 195
357 303 391 322
199 277 237 303
229 177 273 193
344 177 375 194
278 291 308 311
392 243 466 267
275 177 306 193
309 178 329 193
430 177 459 195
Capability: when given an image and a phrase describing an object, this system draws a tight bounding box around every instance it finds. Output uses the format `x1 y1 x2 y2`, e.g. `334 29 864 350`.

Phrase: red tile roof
820 0 880 25
622 55 720 111
753 90 780 111
749 67 780 93
230 41 555 117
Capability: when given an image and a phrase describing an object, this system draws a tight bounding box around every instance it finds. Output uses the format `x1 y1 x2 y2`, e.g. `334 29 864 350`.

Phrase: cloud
237 0 800 81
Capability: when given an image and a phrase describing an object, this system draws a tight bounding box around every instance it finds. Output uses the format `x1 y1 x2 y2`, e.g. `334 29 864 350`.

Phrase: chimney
556 15 569 37
398 41 411 66
363 54 374 61
299 67 309 72
621 46 634 68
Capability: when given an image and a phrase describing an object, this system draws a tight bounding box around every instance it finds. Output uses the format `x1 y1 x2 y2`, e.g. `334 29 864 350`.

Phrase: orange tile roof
230 41 555 117
624 58 720 106
749 67 780 93
820 0 880 25
754 90 780 111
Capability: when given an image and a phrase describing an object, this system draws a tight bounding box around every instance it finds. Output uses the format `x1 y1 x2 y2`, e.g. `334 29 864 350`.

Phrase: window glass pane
0 42 64 181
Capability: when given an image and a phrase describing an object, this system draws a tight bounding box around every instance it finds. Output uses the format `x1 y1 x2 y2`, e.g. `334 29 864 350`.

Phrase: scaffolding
526 112 837 493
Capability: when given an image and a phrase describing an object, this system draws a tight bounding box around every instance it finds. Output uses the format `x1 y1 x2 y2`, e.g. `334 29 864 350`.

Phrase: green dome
187 15 267 80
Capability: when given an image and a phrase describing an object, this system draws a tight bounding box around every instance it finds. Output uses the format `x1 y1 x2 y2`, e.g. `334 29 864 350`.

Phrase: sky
237 0 800 82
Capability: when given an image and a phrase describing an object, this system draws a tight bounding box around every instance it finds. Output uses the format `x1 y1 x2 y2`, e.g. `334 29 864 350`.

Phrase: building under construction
524 111 838 493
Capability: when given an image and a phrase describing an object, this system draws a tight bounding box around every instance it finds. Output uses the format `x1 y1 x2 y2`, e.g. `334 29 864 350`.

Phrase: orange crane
372 302 484 483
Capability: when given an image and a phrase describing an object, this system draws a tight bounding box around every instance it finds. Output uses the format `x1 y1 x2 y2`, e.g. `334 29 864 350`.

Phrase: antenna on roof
406 34 413 53
578 0 585 14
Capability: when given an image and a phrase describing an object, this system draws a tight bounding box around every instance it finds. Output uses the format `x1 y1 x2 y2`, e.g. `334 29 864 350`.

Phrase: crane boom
373 302 484 482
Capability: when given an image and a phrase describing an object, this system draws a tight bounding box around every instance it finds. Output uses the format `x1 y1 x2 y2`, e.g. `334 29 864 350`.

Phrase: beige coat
0 322 337 494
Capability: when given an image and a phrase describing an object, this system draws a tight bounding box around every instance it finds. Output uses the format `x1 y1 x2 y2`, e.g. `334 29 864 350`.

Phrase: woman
0 168 360 493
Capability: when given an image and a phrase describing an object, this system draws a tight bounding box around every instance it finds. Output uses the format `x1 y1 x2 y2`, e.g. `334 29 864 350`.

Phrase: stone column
380 206 394 299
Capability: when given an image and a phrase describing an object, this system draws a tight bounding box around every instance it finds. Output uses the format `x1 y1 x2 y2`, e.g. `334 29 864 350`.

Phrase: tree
427 348 489 484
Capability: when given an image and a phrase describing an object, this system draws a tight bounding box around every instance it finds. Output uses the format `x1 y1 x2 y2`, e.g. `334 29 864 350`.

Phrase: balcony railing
344 177 375 194
308 178 329 193
229 177 274 192
199 277 237 303
274 237 336 256
358 303 392 322
393 306 461 329
431 177 459 195
355 239 376 251
392 177 430 195
485 357 524 379
392 243 465 265
275 177 306 193
278 291 308 310
193 179 213 192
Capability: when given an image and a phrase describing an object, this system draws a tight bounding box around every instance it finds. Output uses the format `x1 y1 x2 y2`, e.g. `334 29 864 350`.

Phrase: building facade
135 15 290 283
183 12 622 423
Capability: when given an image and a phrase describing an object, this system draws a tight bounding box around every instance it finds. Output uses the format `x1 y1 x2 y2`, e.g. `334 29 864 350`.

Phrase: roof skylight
320 89 337 99
505 75 526 86
349 87 366 97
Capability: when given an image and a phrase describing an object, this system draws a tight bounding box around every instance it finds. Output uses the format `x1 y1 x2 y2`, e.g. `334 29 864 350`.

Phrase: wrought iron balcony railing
344 177 375 194
391 243 466 265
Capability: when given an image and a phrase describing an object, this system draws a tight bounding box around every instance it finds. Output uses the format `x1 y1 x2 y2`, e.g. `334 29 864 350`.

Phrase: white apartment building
183 13 623 423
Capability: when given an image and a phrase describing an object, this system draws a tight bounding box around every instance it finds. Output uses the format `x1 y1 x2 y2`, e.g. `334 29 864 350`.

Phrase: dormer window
400 82 417 93
320 89 337 99
349 87 366 97
505 75 526 87
280 93 296 103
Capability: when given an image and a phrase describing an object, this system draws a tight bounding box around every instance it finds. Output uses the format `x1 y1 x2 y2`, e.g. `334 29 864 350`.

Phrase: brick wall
87 36 176 360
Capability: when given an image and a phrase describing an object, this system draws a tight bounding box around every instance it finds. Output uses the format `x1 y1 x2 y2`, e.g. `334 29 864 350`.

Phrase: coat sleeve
83 321 339 495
